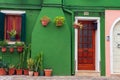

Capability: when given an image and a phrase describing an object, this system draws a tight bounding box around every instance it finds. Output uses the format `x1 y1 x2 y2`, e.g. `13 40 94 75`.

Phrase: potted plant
9 45 14 53
15 41 24 53
23 68 29 75
8 64 15 75
33 52 43 76
27 58 34 76
73 22 83 29
40 16 50 26
7 29 17 41
0 56 7 75
0 40 8 53
54 16 65 27
16 64 23 75
39 52 44 76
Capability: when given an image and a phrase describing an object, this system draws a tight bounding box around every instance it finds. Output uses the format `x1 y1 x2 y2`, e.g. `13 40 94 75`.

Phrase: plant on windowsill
0 40 8 53
54 16 65 27
15 41 24 53
40 16 50 26
9 44 14 53
7 29 17 41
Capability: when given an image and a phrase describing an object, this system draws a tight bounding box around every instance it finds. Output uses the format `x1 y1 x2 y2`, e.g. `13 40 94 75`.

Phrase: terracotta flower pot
9 48 14 53
17 46 23 53
41 20 49 26
34 72 39 76
73 24 79 28
44 69 52 76
1 47 7 53
23 69 29 75
56 21 63 27
9 68 15 75
0 68 6 75
16 69 22 75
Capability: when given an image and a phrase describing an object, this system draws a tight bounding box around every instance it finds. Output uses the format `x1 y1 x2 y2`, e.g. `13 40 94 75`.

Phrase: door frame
110 18 120 74
74 17 100 72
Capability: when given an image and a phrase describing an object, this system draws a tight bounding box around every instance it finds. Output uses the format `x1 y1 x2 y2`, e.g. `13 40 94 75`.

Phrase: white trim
74 17 100 72
1 10 25 15
110 18 120 74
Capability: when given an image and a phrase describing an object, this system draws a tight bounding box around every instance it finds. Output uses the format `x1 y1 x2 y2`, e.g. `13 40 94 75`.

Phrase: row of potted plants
0 53 52 76
0 41 24 53
40 16 65 27
27 52 52 76
0 42 53 76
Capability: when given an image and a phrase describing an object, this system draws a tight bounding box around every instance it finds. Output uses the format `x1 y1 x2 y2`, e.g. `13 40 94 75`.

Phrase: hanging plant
40 16 50 26
73 22 83 29
54 16 65 27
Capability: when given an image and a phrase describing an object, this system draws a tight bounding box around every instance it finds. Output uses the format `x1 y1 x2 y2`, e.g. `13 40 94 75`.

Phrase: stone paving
0 76 120 80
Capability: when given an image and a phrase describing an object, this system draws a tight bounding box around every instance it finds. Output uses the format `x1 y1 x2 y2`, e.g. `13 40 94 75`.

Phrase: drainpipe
63 8 75 75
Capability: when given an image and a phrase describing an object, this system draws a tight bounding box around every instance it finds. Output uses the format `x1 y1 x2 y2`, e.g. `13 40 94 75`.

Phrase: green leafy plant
0 40 8 47
34 52 43 72
7 29 17 37
8 64 15 69
27 58 34 71
15 41 24 47
54 16 65 27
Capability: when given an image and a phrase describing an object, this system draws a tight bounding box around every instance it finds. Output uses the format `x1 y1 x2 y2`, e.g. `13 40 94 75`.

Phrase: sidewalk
0 76 120 80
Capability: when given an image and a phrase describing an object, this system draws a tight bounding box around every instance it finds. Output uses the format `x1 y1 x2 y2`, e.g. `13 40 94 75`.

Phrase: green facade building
1 0 120 76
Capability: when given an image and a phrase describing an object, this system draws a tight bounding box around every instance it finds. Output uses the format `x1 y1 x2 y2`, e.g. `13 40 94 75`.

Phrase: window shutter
0 12 5 40
21 13 26 42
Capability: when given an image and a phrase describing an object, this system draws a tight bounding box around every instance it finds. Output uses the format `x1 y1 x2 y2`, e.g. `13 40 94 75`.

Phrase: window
0 10 26 42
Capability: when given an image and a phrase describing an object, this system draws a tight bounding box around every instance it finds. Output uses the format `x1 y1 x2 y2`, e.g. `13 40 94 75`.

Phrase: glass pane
80 37 82 43
79 30 82 36
83 37 88 43
83 30 88 36
83 44 88 48
88 30 92 36
83 24 88 29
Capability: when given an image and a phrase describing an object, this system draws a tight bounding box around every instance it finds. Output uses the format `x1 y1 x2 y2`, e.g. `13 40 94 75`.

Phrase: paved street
0 76 120 80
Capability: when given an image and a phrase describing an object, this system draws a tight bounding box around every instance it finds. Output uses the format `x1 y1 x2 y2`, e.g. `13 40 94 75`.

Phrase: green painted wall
43 0 62 4
0 0 41 5
32 7 71 75
64 0 120 7
0 0 109 76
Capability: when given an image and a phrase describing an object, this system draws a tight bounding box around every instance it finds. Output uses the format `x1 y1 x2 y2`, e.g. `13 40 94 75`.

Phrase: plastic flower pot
29 71 33 76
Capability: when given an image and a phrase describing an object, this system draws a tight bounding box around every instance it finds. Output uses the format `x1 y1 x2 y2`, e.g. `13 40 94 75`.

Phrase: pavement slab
0 76 120 80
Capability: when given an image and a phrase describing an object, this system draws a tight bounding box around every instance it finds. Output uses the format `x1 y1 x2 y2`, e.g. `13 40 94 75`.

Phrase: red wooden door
78 21 95 70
